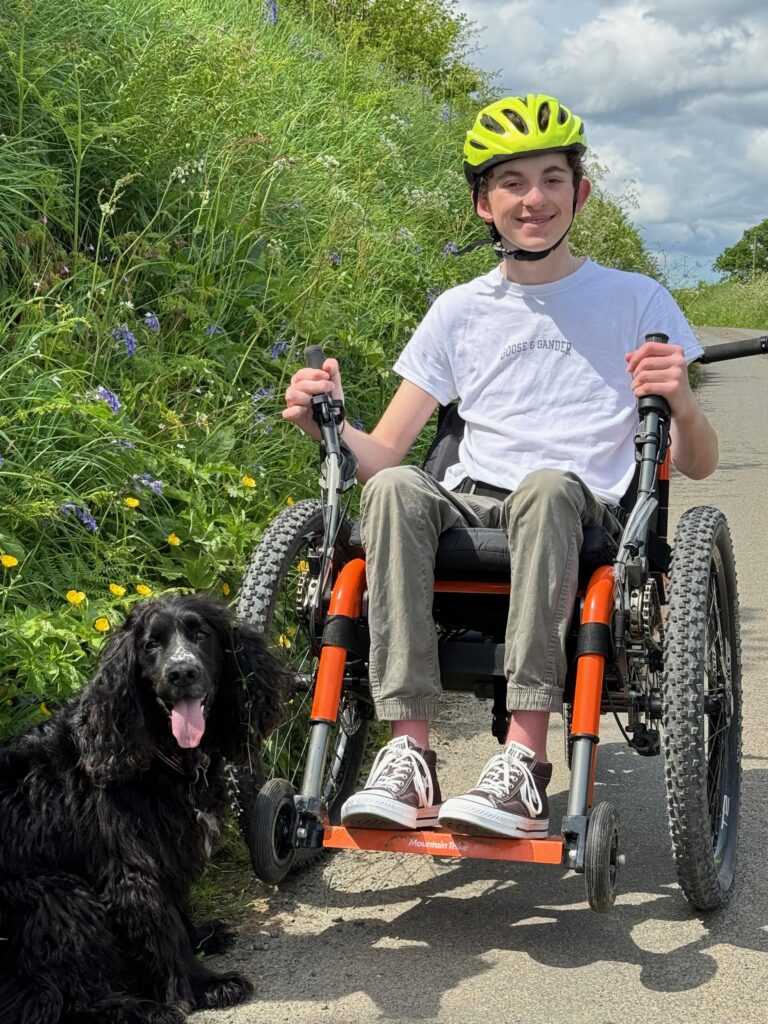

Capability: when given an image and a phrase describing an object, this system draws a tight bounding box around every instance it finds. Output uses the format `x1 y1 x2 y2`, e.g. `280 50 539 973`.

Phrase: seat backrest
421 403 464 481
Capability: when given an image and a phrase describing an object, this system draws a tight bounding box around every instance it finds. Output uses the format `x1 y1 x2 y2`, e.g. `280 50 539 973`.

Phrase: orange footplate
323 826 565 864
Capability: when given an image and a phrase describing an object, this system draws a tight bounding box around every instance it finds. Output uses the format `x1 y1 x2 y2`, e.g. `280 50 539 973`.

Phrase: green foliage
675 274 768 330
282 0 488 98
713 219 768 281
0 0 661 739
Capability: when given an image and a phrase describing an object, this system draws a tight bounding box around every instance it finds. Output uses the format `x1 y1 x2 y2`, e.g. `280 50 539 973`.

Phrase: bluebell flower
111 323 137 357
61 503 99 533
0 455 4 466
143 314 160 333
442 241 459 256
426 288 441 308
264 0 277 23
290 34 301 47
134 472 163 495
328 251 341 267
96 386 121 414
205 324 223 336
269 340 290 358
116 439 136 448
352 419 364 431
440 108 451 123
252 384 276 403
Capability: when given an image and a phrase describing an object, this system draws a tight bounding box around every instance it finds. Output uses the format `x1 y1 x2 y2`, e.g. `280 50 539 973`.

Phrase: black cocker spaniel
0 593 288 1024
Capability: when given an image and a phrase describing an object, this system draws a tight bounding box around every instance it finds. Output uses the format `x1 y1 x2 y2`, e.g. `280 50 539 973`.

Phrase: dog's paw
195 971 253 1009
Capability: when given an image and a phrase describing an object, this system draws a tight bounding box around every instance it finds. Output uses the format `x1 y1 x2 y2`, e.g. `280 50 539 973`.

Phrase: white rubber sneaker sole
438 795 549 839
341 791 441 830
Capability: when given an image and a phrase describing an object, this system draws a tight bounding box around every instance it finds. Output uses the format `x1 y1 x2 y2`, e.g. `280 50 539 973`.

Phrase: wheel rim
705 542 738 872
273 797 297 865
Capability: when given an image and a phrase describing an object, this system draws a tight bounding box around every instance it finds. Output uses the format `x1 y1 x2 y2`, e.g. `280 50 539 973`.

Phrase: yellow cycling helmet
463 94 587 185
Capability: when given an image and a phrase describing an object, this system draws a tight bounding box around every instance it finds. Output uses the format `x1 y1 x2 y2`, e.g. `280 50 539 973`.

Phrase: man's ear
475 185 495 227
575 177 591 214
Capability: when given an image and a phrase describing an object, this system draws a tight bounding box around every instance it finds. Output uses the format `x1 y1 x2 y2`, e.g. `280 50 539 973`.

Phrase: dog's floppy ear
205 617 288 764
75 605 155 785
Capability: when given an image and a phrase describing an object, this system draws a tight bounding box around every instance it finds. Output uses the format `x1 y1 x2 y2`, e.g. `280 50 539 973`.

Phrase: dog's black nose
165 661 202 687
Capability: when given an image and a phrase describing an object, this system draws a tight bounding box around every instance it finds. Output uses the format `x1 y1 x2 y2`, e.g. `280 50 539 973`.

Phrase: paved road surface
195 326 768 1024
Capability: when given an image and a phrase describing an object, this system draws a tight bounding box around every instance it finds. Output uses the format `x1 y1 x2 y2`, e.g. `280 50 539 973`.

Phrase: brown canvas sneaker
437 741 551 838
340 735 442 829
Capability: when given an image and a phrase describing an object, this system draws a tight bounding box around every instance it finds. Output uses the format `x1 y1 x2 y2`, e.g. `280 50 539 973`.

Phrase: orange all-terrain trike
232 333 767 913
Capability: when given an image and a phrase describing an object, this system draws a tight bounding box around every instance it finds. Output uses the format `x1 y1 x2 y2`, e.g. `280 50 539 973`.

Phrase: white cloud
456 0 768 275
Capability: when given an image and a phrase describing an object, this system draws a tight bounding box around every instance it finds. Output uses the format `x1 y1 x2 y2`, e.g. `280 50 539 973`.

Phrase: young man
283 94 717 839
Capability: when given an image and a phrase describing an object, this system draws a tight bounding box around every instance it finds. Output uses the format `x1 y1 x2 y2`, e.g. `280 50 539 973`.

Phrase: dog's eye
144 639 160 651
195 630 208 642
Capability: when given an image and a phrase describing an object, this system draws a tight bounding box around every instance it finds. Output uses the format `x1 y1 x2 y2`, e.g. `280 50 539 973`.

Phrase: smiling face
477 151 590 257
136 604 224 749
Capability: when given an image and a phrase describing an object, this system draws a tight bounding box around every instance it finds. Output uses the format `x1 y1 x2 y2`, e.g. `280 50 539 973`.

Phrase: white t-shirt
394 259 704 504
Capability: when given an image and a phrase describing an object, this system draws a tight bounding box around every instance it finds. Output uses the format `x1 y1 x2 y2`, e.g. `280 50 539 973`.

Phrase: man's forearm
670 404 719 479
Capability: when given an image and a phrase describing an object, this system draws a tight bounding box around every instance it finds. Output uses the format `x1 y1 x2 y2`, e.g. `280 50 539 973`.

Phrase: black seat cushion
434 524 618 589
348 520 618 589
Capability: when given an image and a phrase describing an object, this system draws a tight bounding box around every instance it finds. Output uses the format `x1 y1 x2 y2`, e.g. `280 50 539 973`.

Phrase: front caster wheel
247 778 297 885
585 801 621 913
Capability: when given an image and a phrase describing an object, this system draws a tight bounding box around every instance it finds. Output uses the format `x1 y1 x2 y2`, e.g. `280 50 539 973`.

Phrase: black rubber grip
304 345 325 369
699 336 768 363
644 332 669 345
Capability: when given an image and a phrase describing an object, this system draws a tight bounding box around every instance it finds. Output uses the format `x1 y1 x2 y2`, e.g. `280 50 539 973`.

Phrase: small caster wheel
246 778 296 885
585 801 621 913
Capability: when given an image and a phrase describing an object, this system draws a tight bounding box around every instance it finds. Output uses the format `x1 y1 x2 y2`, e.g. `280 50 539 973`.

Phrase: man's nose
522 185 545 205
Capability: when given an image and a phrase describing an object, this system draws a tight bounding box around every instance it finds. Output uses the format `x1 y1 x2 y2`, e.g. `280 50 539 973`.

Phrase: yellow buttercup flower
124 496 140 508
241 475 256 488
222 582 231 596
278 633 292 649
286 496 294 505
66 589 86 605
39 702 52 718
136 584 152 596
1 554 19 568
94 617 110 632
298 560 309 574
109 583 126 597
167 533 181 547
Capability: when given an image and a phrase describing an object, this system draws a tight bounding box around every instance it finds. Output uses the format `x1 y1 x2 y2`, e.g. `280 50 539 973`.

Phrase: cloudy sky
455 0 768 283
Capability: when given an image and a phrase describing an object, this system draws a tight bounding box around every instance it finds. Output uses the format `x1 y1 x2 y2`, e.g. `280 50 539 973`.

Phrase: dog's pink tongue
171 698 206 749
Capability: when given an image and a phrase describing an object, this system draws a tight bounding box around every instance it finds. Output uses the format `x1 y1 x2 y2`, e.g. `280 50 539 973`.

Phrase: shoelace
475 751 542 817
367 744 434 807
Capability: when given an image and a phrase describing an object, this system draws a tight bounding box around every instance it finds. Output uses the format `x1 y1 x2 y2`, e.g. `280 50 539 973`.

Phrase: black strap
575 622 614 663
455 477 511 501
321 615 370 661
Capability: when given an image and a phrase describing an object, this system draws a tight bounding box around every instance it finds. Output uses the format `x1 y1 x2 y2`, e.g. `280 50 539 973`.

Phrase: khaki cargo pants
359 465 623 721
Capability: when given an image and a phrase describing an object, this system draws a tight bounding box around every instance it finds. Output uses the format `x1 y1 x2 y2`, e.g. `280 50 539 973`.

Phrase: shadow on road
249 742 768 1018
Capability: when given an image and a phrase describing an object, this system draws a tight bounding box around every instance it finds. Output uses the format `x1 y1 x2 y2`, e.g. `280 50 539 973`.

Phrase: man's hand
624 340 697 420
283 357 344 439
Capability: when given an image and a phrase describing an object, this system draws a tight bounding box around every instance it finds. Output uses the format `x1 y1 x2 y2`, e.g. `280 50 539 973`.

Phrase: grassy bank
675 275 768 331
1 0 661 739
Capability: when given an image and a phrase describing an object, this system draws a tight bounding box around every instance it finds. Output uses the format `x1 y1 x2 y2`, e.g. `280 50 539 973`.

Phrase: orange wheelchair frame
238 334 766 912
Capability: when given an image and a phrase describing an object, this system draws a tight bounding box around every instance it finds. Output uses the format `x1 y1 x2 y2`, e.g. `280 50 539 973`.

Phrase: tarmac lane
195 326 768 1024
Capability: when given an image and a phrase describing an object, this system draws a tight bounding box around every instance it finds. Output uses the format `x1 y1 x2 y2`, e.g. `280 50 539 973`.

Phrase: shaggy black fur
0 594 288 1024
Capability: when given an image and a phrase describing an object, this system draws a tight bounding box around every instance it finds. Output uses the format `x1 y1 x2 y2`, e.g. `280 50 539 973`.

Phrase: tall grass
0 0 662 737
675 275 768 330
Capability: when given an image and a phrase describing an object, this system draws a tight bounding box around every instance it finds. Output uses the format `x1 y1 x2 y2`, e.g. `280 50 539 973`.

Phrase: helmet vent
537 102 551 131
469 140 488 150
480 114 506 135
558 105 570 124
501 109 528 134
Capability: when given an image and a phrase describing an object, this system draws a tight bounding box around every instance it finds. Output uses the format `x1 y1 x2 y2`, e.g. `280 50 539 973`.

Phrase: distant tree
714 219 768 281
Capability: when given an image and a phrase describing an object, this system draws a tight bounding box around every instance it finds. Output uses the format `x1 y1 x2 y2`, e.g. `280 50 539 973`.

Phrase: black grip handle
698 336 768 363
305 345 325 370
638 332 671 420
